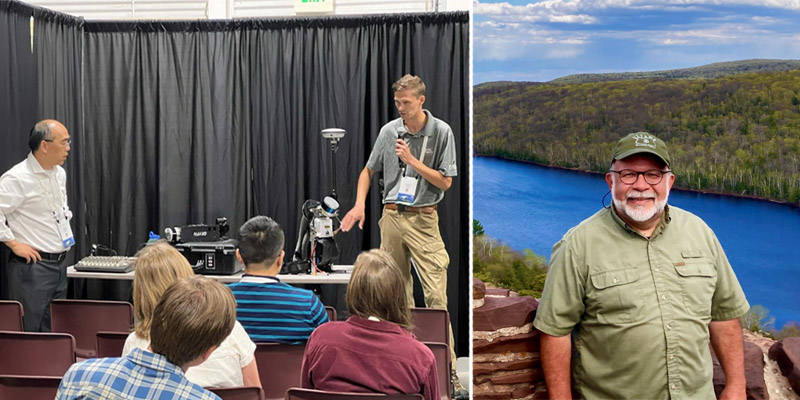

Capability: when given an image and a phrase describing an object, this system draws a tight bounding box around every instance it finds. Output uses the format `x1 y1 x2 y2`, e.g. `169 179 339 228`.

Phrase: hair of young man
28 120 54 152
150 275 236 367
132 241 195 339
237 215 285 267
346 249 413 331
391 74 426 98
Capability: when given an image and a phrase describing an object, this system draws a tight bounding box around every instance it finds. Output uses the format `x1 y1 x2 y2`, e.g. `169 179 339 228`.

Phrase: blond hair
132 241 194 338
346 249 413 331
150 275 236 367
392 74 426 98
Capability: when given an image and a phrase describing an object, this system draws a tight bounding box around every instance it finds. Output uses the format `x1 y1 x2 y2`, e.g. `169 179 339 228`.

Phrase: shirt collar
26 152 52 175
399 109 435 138
608 204 671 238
346 315 413 337
125 347 184 376
240 274 281 283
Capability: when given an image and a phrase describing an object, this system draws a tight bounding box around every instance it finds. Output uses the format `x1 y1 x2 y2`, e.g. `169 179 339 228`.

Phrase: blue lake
473 156 800 330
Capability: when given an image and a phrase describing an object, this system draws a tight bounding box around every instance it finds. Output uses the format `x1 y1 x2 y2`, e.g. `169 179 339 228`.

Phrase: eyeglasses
44 138 72 146
609 169 671 185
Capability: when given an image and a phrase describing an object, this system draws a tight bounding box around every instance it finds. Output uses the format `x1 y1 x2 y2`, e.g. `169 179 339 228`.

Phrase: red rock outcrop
473 279 546 400
770 338 800 396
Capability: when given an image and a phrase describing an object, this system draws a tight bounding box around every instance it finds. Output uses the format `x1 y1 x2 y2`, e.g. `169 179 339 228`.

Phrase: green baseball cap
611 132 671 167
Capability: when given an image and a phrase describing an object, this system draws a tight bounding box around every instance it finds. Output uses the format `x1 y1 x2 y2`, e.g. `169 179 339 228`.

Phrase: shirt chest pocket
675 255 716 317
589 267 645 324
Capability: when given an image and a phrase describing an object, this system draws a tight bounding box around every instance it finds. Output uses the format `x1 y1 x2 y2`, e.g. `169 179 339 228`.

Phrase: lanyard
34 172 64 220
402 133 429 178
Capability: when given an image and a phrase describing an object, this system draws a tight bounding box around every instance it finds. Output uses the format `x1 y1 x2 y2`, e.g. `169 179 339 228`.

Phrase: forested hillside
474 70 800 205
549 59 800 84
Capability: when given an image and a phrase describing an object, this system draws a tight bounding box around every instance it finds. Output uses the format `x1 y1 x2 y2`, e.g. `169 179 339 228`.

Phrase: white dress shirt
0 152 73 253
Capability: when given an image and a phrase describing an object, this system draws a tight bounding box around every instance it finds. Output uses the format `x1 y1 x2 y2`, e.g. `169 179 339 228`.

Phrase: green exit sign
295 0 334 13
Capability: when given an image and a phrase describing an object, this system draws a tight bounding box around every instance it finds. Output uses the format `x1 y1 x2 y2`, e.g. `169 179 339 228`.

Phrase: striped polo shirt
229 274 328 344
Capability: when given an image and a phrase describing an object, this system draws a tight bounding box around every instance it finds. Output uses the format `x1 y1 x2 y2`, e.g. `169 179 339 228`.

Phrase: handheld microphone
397 126 408 169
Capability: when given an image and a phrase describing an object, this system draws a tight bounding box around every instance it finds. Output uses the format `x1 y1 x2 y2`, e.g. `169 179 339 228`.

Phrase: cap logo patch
633 133 657 149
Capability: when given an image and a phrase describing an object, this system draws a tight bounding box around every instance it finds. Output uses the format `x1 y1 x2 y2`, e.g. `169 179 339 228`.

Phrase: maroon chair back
96 331 130 358
324 306 337 322
208 386 264 400
50 299 133 358
285 388 424 399
255 343 306 400
423 342 451 400
410 308 449 347
0 374 62 400
0 301 24 331
0 331 75 376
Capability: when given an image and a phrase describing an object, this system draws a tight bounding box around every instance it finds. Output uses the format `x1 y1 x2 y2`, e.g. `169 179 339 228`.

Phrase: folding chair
255 343 306 400
0 331 75 376
424 342 451 400
324 306 337 322
96 331 130 358
0 374 62 400
208 385 264 400
50 299 133 358
0 301 24 331
286 388 424 400
410 308 449 347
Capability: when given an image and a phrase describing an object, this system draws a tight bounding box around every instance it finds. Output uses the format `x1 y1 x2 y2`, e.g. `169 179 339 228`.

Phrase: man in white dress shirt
0 119 74 332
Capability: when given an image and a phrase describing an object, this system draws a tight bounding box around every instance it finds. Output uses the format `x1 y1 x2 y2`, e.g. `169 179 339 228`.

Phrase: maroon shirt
301 316 439 400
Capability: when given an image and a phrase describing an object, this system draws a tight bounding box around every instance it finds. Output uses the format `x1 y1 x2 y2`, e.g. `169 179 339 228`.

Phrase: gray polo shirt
366 110 457 207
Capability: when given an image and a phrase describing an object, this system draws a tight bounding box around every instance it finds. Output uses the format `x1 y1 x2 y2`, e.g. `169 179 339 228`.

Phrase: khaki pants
379 207 458 369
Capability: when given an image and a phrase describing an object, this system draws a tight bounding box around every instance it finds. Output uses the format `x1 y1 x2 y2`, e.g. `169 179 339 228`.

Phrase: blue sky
474 0 800 83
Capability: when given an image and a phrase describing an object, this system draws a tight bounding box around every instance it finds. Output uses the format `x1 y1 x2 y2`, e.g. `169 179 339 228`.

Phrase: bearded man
533 132 750 400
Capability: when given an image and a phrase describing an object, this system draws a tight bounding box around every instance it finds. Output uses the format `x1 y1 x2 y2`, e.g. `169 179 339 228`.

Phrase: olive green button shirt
533 205 749 400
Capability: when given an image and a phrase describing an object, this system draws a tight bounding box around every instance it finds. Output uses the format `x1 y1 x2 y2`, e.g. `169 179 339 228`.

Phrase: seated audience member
301 249 439 400
122 241 259 388
229 215 328 343
57 276 236 399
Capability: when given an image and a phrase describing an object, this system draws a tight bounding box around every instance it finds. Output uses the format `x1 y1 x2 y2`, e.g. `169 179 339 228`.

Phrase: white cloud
474 1 597 24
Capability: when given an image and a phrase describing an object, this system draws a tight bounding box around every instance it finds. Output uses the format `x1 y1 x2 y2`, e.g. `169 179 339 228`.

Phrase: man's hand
718 385 746 400
395 139 417 165
341 206 366 232
6 240 41 263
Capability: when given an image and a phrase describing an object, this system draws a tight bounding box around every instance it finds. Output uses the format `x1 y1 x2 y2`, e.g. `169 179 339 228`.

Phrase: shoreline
474 154 800 209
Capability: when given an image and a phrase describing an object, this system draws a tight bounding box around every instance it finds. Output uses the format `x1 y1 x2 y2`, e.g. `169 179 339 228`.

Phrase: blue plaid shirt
56 347 220 400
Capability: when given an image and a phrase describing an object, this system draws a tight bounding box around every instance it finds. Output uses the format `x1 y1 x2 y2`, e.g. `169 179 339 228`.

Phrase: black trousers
7 254 68 332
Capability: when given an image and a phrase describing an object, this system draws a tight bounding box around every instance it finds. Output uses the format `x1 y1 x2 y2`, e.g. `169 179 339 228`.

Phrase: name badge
57 216 75 248
396 176 418 205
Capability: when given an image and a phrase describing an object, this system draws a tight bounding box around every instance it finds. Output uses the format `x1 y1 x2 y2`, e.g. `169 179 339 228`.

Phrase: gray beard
612 181 670 222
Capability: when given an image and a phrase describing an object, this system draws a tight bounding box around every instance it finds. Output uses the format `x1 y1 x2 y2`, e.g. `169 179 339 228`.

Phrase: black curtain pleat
32 5 85 264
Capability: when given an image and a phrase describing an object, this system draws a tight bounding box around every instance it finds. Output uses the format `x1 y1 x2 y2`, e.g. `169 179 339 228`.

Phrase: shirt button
661 295 666 300
655 268 660 272
669 354 674 360
667 324 672 330
671 384 676 390
613 278 618 283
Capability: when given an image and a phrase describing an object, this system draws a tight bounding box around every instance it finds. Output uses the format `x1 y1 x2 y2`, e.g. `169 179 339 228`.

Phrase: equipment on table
176 239 242 276
282 128 344 275
74 256 137 273
164 217 230 244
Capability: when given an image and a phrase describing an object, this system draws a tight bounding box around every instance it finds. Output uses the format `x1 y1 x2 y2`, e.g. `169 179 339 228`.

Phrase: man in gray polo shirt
341 74 465 398
534 132 749 399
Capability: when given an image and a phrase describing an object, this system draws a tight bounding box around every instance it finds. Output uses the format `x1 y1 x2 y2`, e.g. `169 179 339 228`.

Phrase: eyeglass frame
43 138 72 146
608 169 672 185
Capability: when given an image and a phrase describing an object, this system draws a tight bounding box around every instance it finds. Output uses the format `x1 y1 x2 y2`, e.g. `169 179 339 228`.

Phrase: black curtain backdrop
0 1 84 298
82 13 470 355
1 7 470 355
